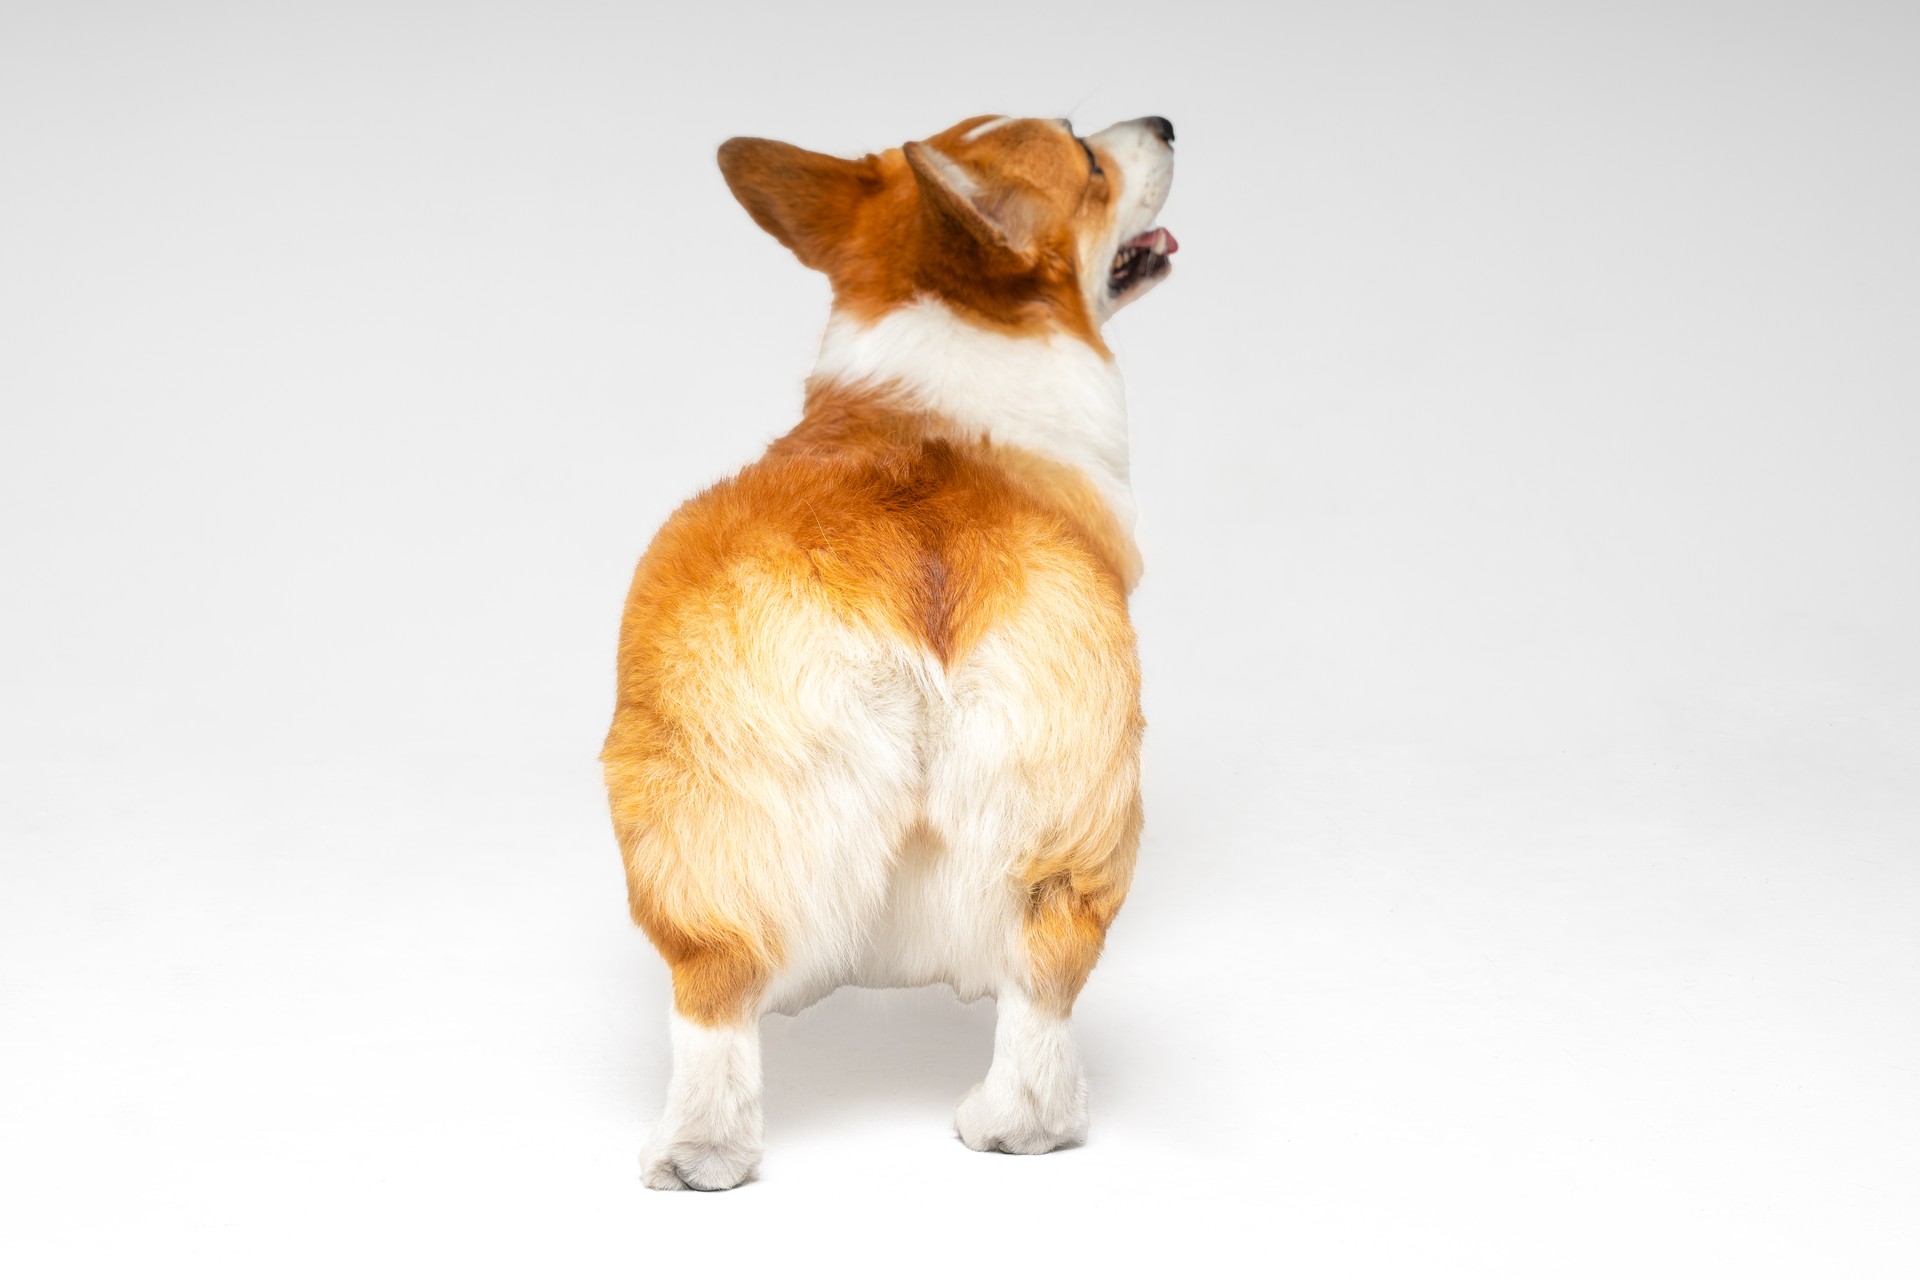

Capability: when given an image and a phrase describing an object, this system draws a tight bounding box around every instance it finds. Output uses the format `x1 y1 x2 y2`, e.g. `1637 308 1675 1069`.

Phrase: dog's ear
902 141 1040 271
717 138 869 272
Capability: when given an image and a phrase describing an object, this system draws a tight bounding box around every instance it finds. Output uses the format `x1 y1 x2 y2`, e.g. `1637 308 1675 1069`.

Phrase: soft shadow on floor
759 985 998 1137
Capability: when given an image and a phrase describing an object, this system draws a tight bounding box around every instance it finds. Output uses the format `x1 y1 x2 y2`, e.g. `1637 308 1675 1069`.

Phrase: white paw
953 1074 1089 1155
642 1013 764 1190
640 1129 760 1191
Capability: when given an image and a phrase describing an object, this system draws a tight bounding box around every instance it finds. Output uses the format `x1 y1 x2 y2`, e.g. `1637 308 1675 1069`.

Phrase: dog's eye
1079 139 1103 177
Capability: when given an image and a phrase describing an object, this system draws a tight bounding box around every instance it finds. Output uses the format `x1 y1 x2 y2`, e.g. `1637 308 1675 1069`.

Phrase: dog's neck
807 297 1136 530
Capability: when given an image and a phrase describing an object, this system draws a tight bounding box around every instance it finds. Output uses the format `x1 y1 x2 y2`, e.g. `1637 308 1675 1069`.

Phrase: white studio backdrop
2 2 1915 1275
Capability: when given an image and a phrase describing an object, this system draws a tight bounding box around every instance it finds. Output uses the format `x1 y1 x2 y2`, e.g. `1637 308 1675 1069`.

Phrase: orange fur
1023 787 1144 1016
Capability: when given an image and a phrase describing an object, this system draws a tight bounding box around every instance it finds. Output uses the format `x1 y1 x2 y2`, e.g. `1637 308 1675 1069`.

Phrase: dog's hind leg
634 930 768 1191
928 568 1145 1155
607 597 926 1190
643 1012 764 1191
615 749 917 1189
952 792 1142 1154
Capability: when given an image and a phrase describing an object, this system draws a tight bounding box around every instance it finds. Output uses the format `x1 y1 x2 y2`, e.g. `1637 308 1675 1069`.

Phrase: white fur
914 144 982 199
954 989 1089 1153
1081 118 1176 321
759 615 1115 1013
959 115 1014 143
812 299 1137 530
642 1013 764 1190
855 626 1078 1005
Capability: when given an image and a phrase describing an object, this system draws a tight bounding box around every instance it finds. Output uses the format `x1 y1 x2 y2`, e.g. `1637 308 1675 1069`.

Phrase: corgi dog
602 113 1177 1190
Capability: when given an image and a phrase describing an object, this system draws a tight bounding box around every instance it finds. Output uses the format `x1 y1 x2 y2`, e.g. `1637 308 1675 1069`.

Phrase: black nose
1142 116 1175 144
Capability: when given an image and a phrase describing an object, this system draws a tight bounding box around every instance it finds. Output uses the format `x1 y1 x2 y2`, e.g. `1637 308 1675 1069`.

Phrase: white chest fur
810 299 1137 530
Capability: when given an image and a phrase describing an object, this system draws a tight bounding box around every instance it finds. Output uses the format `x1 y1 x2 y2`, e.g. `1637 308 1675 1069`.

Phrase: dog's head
717 115 1176 344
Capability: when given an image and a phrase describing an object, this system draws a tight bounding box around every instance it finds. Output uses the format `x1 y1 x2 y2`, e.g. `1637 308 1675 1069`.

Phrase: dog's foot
954 1074 1089 1155
640 1130 760 1191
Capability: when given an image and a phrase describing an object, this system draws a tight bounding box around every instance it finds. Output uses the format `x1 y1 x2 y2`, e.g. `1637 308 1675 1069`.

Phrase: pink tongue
1124 228 1179 254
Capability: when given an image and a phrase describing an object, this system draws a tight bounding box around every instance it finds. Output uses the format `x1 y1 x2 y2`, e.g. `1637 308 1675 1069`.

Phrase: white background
3 1 1916 1274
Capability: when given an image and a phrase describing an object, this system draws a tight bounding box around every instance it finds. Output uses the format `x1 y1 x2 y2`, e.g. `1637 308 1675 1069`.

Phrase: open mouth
1109 227 1179 295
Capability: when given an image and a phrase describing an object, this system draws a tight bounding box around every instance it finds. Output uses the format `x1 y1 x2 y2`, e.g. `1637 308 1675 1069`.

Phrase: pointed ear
716 137 868 272
902 141 1039 270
